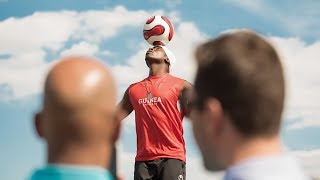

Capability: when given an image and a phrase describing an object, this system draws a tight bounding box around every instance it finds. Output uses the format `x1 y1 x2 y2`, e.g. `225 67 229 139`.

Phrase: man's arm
112 87 133 141
110 87 133 179
179 81 193 117
115 87 134 123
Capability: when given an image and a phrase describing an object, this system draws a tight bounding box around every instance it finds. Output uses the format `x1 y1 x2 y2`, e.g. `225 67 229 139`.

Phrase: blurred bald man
29 57 117 180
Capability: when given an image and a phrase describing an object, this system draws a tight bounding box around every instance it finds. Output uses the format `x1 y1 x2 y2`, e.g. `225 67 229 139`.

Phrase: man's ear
164 57 170 65
206 99 225 137
145 59 150 68
34 112 44 138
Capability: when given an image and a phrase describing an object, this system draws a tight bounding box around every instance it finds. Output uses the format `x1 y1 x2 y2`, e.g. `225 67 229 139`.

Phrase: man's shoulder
129 80 144 89
29 165 114 180
224 154 310 180
168 74 186 83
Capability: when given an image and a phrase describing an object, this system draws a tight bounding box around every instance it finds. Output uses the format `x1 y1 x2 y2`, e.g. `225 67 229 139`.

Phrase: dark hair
194 31 285 137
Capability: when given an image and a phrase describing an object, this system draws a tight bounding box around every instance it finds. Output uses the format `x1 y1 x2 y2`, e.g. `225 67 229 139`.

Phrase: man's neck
228 135 282 166
47 143 110 168
149 63 169 76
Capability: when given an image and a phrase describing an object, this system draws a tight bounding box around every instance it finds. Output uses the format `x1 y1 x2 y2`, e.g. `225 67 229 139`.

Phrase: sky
0 0 319 179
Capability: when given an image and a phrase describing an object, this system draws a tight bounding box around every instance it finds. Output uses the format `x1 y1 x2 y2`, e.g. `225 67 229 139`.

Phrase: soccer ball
143 15 174 46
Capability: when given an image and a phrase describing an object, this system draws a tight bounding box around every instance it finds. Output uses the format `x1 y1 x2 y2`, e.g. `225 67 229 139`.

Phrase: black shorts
134 158 186 180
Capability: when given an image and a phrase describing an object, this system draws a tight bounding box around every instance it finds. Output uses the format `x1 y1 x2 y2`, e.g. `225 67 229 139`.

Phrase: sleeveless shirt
128 73 186 162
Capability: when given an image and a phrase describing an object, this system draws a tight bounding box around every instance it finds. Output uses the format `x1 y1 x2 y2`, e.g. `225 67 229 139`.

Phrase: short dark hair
194 31 285 137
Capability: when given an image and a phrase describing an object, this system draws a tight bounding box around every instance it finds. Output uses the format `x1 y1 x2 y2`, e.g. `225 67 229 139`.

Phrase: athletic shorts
134 158 186 180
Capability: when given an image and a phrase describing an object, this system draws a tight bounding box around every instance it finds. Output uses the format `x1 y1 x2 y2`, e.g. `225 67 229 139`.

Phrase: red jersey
128 73 186 162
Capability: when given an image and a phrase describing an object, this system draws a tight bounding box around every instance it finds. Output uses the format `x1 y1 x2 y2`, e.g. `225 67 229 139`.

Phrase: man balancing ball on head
115 43 192 180
115 15 192 180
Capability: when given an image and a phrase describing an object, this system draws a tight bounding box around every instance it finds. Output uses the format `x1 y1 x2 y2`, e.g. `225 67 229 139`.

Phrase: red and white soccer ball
143 15 174 46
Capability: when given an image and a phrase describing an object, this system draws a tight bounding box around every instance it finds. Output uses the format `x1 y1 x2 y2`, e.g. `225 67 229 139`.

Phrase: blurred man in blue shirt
29 57 118 180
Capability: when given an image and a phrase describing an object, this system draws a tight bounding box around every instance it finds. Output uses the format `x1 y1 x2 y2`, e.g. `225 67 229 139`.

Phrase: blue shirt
29 164 113 180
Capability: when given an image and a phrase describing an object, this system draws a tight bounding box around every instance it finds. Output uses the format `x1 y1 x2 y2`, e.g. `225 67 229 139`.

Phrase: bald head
35 56 116 166
44 56 115 115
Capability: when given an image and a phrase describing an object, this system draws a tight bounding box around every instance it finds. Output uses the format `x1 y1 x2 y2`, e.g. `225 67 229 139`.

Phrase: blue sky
0 0 319 179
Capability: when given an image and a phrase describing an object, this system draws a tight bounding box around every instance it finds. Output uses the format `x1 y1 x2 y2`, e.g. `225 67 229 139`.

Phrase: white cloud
0 11 78 54
111 43 149 89
0 10 95 100
0 6 157 99
60 41 99 57
0 50 52 100
73 6 156 43
169 21 208 82
0 11 77 100
284 104 320 129
0 5 206 100
0 4 318 131
222 0 320 38
268 37 320 129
